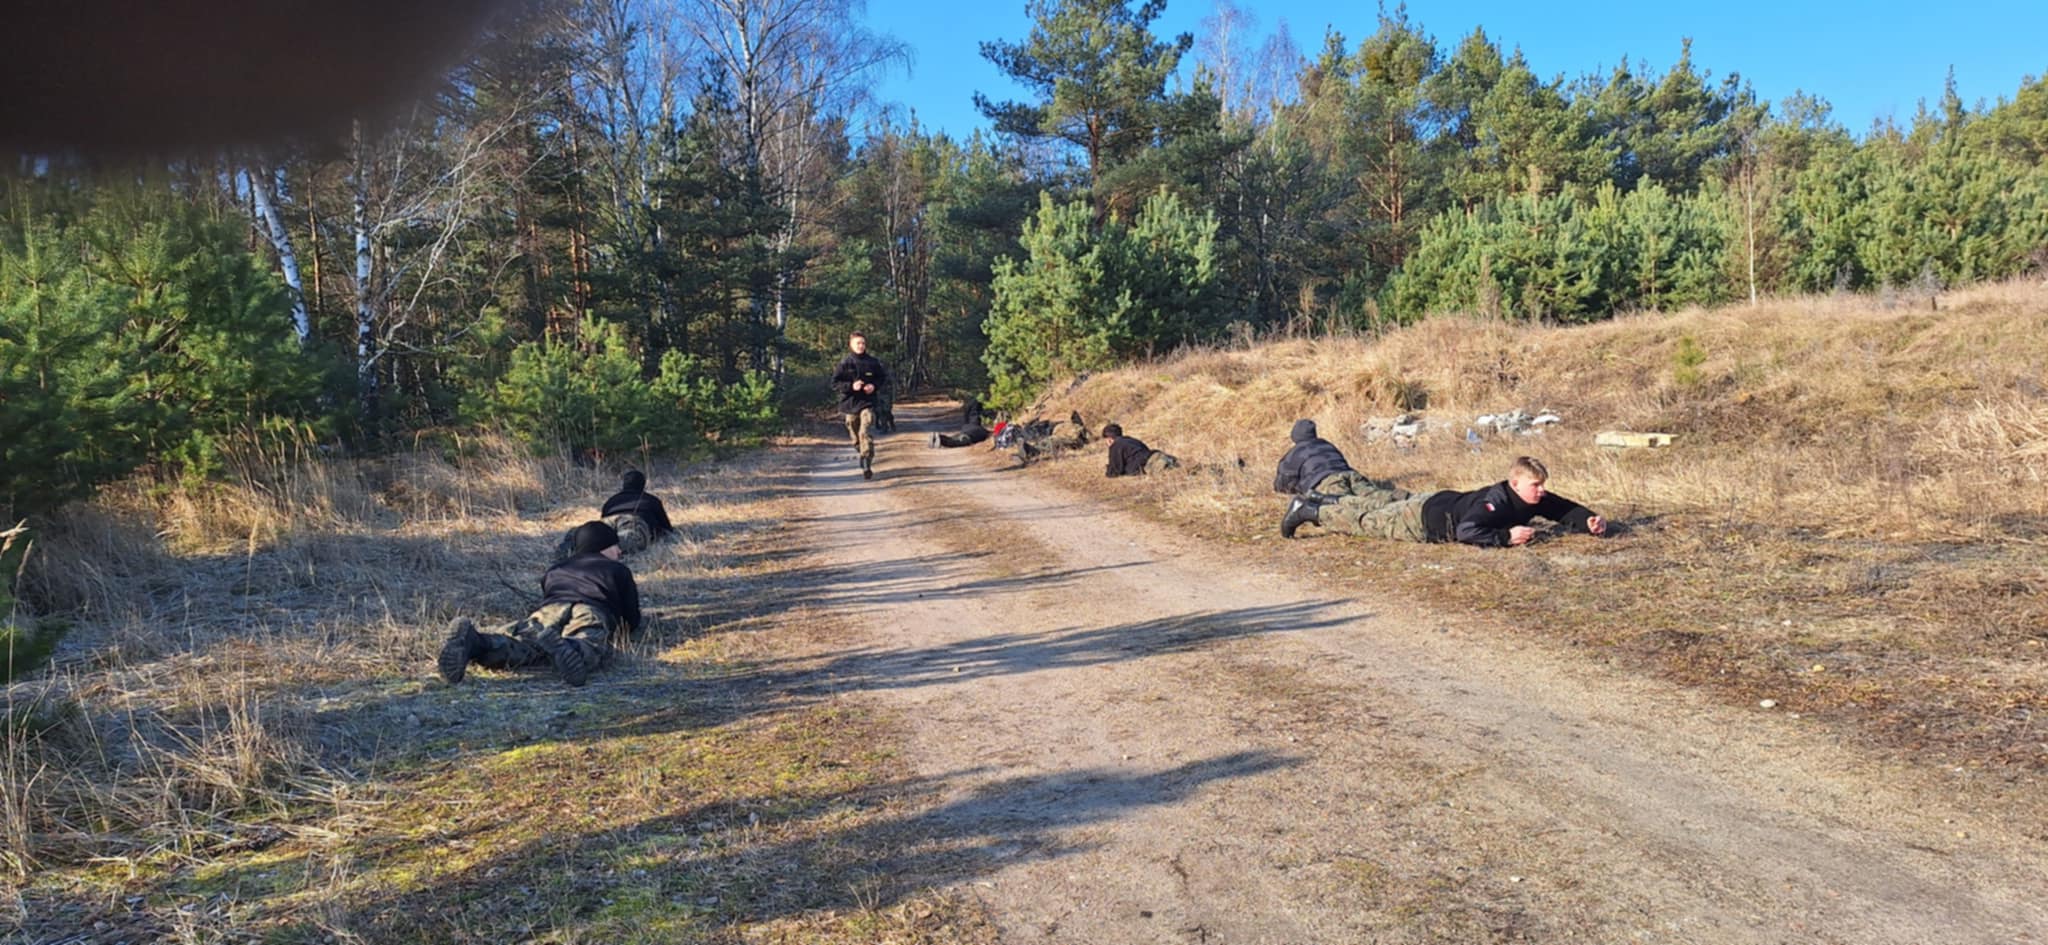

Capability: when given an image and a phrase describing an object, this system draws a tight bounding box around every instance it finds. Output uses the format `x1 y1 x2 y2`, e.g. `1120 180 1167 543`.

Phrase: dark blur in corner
0 0 517 156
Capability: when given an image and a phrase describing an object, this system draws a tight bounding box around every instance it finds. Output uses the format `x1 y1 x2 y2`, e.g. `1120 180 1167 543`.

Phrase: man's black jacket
832 352 889 415
541 553 642 632
1273 420 1353 494
601 488 674 536
1105 435 1153 477
1420 480 1596 547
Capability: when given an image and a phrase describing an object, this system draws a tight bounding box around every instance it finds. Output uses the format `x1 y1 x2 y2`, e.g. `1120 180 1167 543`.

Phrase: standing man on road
833 331 890 480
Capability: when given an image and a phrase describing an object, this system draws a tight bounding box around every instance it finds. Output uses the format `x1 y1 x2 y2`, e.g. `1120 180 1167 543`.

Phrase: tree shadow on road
297 749 1302 941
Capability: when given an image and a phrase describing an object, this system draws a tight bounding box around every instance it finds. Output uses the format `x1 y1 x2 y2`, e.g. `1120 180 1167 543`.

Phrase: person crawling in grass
440 520 643 687
1282 455 1609 546
1101 423 1180 477
600 467 673 547
552 468 673 561
1273 419 1409 506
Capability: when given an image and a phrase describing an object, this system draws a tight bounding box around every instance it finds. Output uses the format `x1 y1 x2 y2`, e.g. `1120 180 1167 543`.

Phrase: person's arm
614 564 642 633
1452 489 1520 547
1273 447 1299 494
1106 446 1121 477
648 496 674 536
831 357 856 396
1536 493 1601 535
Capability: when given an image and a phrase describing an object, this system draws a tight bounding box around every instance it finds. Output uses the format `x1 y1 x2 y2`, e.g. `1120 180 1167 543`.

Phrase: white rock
1759 699 1778 709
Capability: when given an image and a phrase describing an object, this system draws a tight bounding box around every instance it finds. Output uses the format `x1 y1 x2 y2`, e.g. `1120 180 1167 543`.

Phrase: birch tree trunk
351 120 378 415
245 165 312 347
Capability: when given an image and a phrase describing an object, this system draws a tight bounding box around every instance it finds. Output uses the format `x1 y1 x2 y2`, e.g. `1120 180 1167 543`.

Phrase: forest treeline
5 0 2048 523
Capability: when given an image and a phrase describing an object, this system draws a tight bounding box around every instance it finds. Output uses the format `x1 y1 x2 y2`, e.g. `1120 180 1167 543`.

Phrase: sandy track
766 405 2046 944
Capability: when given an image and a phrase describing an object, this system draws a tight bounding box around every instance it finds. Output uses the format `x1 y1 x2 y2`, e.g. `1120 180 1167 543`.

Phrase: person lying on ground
1273 419 1406 504
1013 410 1092 464
603 468 673 536
931 423 992 448
553 468 665 561
1102 423 1181 477
1282 455 1608 546
441 520 643 687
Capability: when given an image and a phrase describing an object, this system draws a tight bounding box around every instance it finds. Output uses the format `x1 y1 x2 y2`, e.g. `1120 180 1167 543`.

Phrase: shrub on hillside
982 189 1223 408
1388 181 1733 322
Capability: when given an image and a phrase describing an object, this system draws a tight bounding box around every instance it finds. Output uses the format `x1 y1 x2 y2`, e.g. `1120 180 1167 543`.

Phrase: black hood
570 520 620 555
1290 419 1318 443
620 469 646 493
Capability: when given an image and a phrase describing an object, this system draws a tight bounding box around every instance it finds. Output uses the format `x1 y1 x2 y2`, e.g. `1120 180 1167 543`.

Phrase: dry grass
1018 279 2048 772
2 432 999 943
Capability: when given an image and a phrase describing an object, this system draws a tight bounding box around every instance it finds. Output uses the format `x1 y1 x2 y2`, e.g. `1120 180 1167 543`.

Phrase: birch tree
242 164 312 347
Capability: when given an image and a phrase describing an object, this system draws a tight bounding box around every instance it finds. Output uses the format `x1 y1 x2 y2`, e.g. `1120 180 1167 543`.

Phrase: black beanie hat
570 520 620 555
1291 419 1317 442
621 469 647 492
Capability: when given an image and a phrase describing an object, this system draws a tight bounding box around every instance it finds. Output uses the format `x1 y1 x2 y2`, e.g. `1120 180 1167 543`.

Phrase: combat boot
437 617 485 684
531 623 592 687
861 454 874 480
1281 495 1324 539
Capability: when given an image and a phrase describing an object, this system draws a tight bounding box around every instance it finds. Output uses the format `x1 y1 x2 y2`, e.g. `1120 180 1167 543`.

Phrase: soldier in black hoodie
1273 419 1408 504
439 520 643 687
550 469 672 561
1102 423 1179 477
832 332 890 479
1283 455 1608 545
601 469 673 548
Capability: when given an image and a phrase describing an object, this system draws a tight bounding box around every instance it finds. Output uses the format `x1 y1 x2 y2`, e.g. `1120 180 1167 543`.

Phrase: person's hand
1586 515 1607 536
1509 525 1536 546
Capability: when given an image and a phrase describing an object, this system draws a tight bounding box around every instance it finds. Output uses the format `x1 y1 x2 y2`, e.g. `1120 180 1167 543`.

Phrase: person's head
848 331 868 355
1508 456 1550 505
570 520 622 560
1101 423 1123 440
1290 419 1317 443
620 469 646 493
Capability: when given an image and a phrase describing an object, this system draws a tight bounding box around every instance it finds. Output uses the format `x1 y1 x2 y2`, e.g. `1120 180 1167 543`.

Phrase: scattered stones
1363 408 1564 448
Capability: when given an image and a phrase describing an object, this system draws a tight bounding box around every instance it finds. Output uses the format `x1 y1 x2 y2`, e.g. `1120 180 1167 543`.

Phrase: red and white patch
1485 503 1496 511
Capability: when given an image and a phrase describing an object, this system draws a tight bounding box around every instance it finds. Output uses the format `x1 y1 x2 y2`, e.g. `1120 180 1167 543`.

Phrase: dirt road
765 405 2046 944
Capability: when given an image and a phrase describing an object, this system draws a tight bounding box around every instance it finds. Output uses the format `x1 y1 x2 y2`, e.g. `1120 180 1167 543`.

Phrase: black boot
1281 495 1324 539
861 454 874 479
437 617 485 684
532 623 592 687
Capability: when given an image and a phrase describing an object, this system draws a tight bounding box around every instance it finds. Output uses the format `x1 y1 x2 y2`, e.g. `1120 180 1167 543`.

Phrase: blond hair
1509 456 1549 481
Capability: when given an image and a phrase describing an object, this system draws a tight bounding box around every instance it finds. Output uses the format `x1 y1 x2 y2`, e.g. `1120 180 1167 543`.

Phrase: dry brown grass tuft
1019 279 2048 772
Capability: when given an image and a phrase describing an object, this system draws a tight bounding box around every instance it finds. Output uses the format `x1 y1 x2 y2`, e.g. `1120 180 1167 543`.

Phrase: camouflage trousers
1317 490 1444 542
1311 471 1409 505
1144 451 1181 474
603 512 652 556
474 601 617 672
843 408 876 461
1044 427 1091 452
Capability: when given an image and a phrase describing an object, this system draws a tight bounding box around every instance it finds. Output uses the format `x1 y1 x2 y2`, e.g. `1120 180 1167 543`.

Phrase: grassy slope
1016 280 2048 775
2 438 997 943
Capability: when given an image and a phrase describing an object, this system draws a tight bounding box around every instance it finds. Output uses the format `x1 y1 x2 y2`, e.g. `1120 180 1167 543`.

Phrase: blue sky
859 0 2048 139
